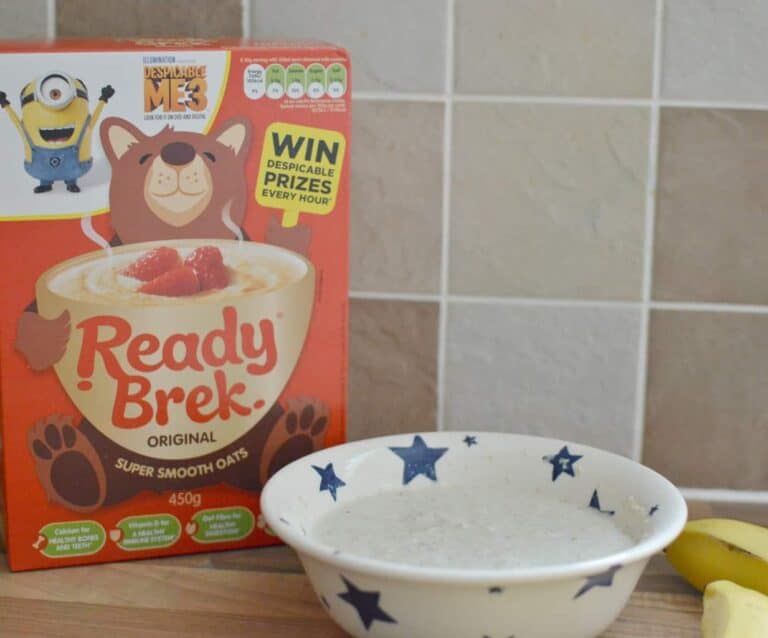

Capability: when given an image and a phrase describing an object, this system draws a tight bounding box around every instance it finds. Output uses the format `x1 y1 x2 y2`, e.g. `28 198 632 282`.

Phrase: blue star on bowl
338 576 397 630
574 565 622 599
389 435 448 485
543 445 583 481
589 489 615 516
313 463 346 501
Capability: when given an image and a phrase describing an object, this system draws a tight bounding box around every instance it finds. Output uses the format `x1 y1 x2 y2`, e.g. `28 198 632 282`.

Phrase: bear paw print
259 397 328 485
28 415 107 513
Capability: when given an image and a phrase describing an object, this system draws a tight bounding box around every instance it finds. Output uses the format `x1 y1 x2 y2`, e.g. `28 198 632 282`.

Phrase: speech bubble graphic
112 514 181 552
36 520 106 558
256 122 346 228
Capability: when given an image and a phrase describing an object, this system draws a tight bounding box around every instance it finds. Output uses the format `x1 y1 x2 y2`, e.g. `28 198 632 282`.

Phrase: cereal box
0 38 349 571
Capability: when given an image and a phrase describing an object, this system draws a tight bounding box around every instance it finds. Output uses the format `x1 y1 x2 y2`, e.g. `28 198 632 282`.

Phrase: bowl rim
261 431 688 585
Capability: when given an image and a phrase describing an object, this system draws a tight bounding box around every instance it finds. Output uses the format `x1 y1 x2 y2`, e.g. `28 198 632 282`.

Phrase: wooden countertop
1 501 765 637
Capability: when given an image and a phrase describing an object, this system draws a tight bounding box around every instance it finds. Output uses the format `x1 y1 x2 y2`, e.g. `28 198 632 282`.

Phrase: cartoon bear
101 117 250 244
16 117 327 512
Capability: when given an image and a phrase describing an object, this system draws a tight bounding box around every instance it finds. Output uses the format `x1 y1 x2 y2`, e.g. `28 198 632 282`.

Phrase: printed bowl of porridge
35 239 314 460
261 432 687 638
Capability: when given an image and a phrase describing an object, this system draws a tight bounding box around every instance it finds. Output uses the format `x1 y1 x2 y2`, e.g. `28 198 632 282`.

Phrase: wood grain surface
0 500 765 637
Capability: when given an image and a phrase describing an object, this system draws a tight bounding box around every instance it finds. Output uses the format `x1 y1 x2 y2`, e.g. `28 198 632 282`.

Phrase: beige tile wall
3 0 768 500
0 1 49 38
454 0 656 97
450 103 648 299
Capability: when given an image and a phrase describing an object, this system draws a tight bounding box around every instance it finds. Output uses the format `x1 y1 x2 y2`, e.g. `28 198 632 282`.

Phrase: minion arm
1 103 32 160
86 99 106 135
85 85 115 137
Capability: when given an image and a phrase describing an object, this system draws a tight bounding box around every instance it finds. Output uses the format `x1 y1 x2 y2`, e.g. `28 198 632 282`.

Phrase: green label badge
37 520 106 559
307 63 326 99
187 507 255 544
266 64 286 99
286 63 307 99
111 514 181 552
326 64 347 98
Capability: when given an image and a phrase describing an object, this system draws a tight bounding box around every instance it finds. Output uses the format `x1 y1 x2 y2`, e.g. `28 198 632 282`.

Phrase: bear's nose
161 142 196 167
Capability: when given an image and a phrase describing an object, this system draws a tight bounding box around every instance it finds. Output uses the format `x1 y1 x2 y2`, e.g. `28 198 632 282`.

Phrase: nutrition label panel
243 62 347 100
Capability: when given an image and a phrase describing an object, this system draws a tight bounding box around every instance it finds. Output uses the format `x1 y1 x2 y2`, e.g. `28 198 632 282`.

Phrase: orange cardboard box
0 38 349 571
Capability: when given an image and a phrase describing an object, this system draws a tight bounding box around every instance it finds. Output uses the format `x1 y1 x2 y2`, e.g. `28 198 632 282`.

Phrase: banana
702 580 768 638
665 519 768 595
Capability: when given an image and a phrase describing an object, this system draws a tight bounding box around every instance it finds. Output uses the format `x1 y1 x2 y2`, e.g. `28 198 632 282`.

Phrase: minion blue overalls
20 115 92 191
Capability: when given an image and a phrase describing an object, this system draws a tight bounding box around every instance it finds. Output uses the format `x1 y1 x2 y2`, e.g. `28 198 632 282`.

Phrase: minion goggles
21 72 88 110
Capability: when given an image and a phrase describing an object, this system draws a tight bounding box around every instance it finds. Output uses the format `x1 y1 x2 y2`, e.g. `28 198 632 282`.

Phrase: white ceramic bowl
261 432 687 638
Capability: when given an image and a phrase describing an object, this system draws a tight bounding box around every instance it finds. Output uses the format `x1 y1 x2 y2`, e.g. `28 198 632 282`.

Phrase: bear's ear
213 117 252 161
100 117 146 164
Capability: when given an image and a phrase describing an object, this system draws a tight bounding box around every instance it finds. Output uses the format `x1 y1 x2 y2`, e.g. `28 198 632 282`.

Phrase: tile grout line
354 92 768 113
455 94 649 107
46 0 55 39
436 0 455 434
680 487 768 504
353 92 650 106
349 291 441 303
448 296 632 309
349 290 768 314
349 291 637 308
632 0 664 463
241 0 251 38
353 91 447 103
651 300 768 314
662 98 768 111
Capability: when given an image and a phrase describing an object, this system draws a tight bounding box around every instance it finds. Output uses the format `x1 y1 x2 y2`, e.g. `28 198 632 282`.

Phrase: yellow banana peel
702 580 768 638
665 518 768 596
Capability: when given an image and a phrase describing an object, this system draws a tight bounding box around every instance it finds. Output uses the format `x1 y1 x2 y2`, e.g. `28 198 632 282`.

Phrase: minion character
0 73 114 193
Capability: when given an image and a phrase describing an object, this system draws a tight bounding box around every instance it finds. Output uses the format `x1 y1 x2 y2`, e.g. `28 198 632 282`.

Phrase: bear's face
100 117 252 244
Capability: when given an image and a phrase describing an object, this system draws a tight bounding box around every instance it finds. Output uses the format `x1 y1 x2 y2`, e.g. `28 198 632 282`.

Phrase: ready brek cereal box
0 39 349 571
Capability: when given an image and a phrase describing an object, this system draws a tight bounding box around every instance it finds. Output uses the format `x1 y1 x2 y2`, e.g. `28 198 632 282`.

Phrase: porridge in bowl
312 483 640 570
48 241 307 305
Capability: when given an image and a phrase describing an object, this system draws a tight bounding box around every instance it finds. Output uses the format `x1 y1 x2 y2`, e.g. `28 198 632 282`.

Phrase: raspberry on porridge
124 245 230 297
122 247 182 282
